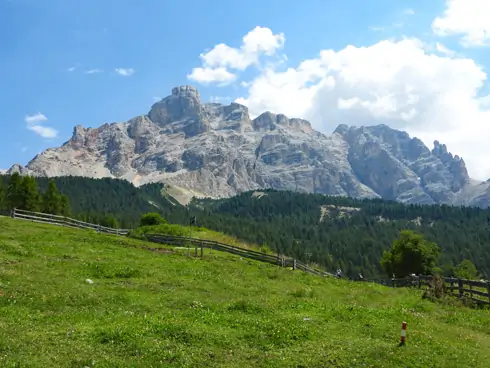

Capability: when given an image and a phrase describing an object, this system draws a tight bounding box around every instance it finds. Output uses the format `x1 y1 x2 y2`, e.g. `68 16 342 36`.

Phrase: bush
130 224 187 239
140 212 166 227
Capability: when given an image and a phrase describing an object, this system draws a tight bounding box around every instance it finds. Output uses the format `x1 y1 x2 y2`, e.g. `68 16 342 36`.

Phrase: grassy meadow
1 216 490 367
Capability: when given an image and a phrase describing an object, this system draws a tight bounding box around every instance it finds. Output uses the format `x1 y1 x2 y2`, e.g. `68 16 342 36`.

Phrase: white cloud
68 66 76 72
404 9 415 15
435 42 455 56
225 32 490 180
85 68 103 74
188 67 236 84
25 113 47 124
24 113 58 139
27 125 58 139
187 26 285 84
115 68 135 77
432 0 490 47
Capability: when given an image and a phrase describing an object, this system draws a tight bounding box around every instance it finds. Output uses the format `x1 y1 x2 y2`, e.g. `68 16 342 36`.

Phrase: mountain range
6 85 490 207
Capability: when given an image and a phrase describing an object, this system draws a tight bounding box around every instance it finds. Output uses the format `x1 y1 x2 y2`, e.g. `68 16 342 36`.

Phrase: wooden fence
369 275 490 305
145 234 335 277
16 207 485 304
12 208 130 236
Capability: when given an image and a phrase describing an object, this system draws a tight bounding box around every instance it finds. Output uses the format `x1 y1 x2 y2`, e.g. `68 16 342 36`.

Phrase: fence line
368 275 490 305
12 208 130 236
12 208 485 304
144 234 336 277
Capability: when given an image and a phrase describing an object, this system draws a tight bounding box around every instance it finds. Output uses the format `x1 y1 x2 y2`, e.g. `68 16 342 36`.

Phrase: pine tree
6 173 23 210
60 194 71 217
19 176 41 211
42 179 61 215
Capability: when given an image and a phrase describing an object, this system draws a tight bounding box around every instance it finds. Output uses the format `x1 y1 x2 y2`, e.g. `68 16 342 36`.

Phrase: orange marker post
400 322 407 346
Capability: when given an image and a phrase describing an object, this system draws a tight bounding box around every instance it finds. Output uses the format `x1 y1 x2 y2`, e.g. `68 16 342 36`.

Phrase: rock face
8 85 490 207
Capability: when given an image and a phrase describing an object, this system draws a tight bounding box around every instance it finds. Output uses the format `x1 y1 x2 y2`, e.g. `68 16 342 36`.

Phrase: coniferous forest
189 190 490 278
1 175 490 278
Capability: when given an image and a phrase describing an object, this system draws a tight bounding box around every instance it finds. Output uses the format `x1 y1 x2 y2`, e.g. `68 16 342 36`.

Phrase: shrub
140 213 166 227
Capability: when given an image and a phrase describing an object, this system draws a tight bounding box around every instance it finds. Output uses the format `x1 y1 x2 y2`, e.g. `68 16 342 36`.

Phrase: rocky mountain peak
252 111 313 134
6 163 29 176
432 140 469 189
148 85 209 137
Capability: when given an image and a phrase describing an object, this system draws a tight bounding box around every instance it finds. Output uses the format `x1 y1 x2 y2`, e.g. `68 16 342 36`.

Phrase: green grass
1 217 490 367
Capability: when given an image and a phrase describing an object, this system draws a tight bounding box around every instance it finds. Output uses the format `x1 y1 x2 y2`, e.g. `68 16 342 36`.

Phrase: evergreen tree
60 194 71 217
6 173 23 210
19 176 41 211
42 179 61 215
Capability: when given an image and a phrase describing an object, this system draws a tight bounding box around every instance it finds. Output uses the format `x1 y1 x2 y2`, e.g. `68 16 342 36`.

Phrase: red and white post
399 322 407 346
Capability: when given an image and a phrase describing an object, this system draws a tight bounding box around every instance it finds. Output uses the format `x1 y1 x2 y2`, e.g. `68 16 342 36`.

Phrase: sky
1 0 490 179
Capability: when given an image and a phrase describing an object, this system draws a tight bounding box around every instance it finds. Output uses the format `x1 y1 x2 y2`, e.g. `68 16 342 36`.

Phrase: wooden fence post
11 208 15 219
458 279 464 299
293 260 296 270
200 241 203 259
487 282 490 304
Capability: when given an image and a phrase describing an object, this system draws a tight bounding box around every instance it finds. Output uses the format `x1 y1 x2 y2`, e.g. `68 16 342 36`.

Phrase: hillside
0 175 187 228
1 217 490 367
191 190 490 278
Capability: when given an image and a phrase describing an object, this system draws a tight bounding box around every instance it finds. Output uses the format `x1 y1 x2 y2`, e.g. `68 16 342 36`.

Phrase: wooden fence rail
144 234 336 277
370 275 490 305
12 208 130 236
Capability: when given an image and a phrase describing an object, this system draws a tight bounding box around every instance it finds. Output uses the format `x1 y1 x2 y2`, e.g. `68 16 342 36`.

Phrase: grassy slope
1 217 490 368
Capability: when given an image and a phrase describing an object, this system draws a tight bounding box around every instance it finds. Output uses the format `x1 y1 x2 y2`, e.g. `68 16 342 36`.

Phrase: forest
190 190 490 278
1 174 489 278
0 174 187 228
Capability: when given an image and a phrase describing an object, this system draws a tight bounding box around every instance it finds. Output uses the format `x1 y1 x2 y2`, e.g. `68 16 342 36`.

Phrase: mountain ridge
8 85 490 207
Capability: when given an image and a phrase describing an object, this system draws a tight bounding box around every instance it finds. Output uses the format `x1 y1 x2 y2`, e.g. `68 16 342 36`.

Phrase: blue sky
1 0 490 178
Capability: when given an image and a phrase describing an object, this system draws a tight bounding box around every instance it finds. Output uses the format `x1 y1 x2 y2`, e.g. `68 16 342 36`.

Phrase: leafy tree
380 230 441 278
42 179 61 215
453 259 480 280
19 176 41 211
140 212 166 227
5 173 23 210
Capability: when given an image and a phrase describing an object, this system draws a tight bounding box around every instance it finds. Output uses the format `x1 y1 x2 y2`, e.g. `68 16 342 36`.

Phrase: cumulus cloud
235 36 490 179
25 113 58 139
432 0 490 47
188 67 236 85
435 42 455 56
115 68 135 76
188 26 285 83
189 24 490 179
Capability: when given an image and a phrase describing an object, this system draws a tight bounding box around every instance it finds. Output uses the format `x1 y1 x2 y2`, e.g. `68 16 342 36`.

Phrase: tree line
0 174 188 229
0 173 70 216
189 189 490 279
1 173 487 279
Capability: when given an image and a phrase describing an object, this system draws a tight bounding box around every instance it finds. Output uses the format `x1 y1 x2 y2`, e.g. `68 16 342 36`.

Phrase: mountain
8 85 490 207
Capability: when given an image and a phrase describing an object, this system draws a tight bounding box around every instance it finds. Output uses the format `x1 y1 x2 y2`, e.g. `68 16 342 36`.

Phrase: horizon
1 0 489 179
